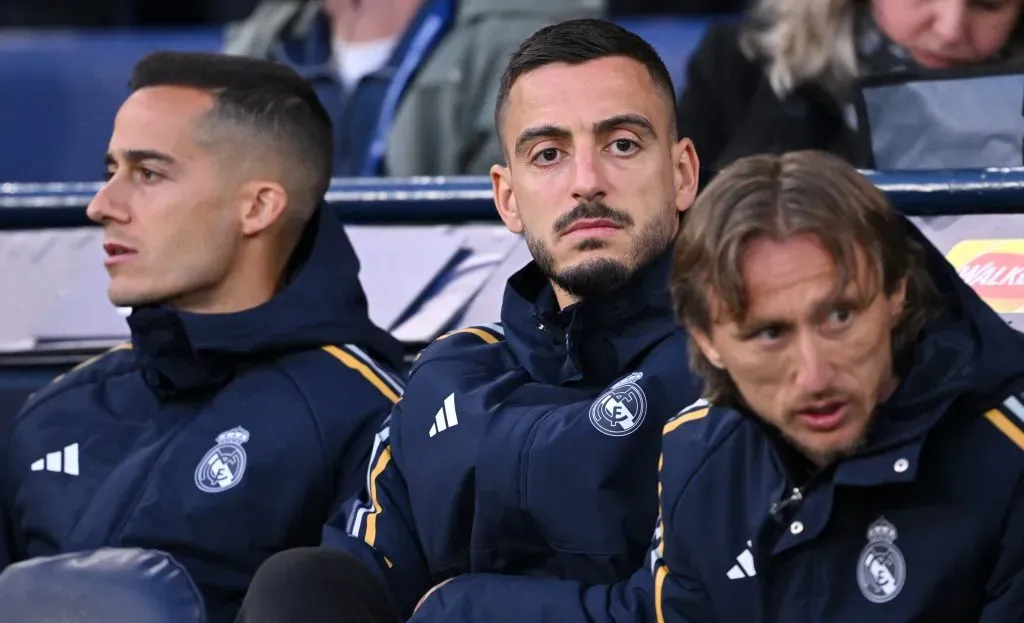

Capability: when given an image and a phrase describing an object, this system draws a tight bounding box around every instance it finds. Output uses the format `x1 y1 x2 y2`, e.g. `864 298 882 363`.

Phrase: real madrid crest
194 426 250 494
856 516 906 604
589 371 648 437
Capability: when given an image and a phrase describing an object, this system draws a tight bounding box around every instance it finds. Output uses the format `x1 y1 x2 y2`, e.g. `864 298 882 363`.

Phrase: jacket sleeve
649 513 716 623
408 510 715 623
979 474 1024 622
0 429 14 571
322 400 434 618
408 443 714 623
408 567 654 623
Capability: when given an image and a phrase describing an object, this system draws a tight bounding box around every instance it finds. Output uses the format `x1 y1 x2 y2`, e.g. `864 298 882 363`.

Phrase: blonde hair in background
740 0 1024 99
739 0 859 98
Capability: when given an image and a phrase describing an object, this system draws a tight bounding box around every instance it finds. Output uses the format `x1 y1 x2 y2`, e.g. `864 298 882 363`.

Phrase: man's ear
688 324 726 370
672 137 700 216
491 163 523 234
238 180 289 237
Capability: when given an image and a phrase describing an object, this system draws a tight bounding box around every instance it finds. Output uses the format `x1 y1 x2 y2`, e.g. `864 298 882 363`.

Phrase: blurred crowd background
0 0 740 27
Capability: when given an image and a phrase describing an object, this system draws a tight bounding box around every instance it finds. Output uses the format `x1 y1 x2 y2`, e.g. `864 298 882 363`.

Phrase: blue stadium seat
614 16 717 94
0 28 222 183
0 547 206 623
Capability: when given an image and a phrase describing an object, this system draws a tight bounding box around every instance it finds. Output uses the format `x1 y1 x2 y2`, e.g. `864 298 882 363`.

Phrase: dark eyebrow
104 149 177 167
593 114 657 139
514 125 571 157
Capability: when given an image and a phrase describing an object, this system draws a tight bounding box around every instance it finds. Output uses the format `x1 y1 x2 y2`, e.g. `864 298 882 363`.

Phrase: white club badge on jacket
857 516 906 604
589 372 648 437
194 426 250 494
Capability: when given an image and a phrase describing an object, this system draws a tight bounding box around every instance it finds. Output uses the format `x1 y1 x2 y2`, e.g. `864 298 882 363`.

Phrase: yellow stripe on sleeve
322 345 401 404
435 327 500 344
663 407 710 436
984 408 1024 451
363 446 393 547
654 565 669 623
50 342 133 385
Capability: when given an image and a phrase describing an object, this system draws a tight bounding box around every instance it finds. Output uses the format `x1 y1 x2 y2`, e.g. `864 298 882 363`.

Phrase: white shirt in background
333 37 397 90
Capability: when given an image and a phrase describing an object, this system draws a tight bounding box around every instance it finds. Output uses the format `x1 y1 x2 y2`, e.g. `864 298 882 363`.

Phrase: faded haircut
130 51 333 229
494 18 678 154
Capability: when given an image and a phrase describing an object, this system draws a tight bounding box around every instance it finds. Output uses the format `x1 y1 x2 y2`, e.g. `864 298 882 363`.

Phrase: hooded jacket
412 217 1024 622
652 219 1024 622
0 208 406 623
325 251 703 620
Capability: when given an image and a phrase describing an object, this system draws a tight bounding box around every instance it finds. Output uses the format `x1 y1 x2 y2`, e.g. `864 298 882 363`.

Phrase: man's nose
85 181 131 225
569 144 607 204
792 333 837 393
930 1 969 47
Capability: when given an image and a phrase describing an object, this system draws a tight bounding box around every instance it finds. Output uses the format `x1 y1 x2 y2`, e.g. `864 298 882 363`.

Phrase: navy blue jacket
0 208 406 623
652 225 1024 622
325 252 703 619
409 220 1024 622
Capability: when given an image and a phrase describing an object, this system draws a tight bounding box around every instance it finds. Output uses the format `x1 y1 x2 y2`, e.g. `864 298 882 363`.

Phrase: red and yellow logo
946 240 1024 313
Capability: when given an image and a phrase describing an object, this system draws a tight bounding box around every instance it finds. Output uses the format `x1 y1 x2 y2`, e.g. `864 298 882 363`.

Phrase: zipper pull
769 487 804 521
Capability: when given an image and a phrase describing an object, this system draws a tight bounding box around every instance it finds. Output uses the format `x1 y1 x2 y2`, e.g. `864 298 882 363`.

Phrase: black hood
866 215 1024 449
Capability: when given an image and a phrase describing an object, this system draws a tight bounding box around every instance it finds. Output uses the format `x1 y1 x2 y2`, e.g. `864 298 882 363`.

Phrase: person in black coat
678 0 1024 173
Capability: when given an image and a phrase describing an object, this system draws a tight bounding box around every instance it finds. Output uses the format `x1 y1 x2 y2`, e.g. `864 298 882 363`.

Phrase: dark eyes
103 167 163 184
748 307 855 343
530 138 641 166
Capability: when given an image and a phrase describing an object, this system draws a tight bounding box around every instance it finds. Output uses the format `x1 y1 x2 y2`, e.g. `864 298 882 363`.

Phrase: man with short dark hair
0 51 405 623
235 18 703 623
654 151 1024 621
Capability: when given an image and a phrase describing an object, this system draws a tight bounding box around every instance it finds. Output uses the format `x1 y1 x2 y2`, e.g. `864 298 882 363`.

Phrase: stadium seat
0 547 207 623
0 28 222 183
614 16 719 93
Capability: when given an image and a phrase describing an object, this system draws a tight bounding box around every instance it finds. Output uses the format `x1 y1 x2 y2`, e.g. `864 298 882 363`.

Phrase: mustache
553 201 633 235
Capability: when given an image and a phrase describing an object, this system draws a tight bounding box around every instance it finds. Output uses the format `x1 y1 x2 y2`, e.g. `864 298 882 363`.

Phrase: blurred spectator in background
677 0 1024 172
225 0 604 177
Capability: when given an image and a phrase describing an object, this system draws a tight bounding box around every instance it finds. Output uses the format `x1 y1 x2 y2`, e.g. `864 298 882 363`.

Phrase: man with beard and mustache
234 18 704 623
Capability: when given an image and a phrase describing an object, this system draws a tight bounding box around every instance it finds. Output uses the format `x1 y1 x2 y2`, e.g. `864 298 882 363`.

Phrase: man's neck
166 279 276 316
327 0 423 45
166 244 287 315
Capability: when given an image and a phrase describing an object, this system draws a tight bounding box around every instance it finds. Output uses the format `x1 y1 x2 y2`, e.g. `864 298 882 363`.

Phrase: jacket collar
127 307 238 400
760 308 999 491
500 250 679 386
